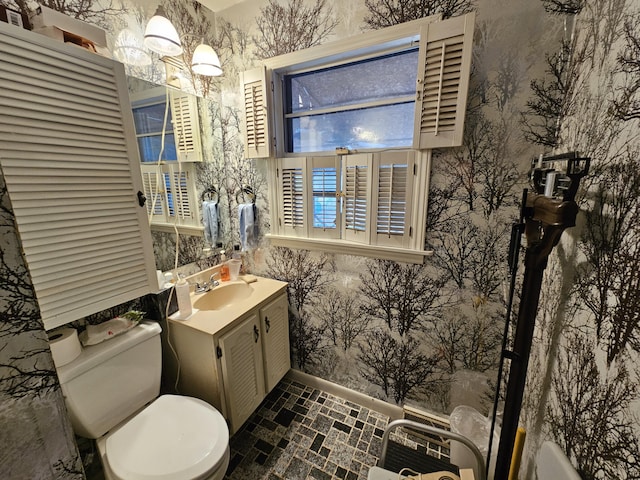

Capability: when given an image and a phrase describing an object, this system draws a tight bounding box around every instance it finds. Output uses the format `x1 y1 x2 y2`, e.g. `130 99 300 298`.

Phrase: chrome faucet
193 272 221 294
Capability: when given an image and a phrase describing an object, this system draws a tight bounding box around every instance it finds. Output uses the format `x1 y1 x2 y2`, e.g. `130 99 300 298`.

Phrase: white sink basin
193 282 254 311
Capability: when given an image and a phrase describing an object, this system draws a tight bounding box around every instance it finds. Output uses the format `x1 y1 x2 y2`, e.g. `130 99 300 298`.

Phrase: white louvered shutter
373 151 415 248
140 164 199 227
309 156 340 240
240 66 273 158
169 90 202 162
413 12 475 149
0 24 157 330
140 166 166 218
342 153 373 244
278 158 306 237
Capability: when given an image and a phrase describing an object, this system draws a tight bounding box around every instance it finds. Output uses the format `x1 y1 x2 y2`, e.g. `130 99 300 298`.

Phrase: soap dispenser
219 250 230 282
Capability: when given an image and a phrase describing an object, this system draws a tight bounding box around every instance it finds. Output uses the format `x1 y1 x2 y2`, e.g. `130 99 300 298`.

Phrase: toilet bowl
54 321 230 480
97 395 230 480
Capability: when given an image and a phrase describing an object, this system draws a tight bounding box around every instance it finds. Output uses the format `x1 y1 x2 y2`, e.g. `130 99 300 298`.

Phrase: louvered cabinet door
0 23 157 330
240 66 273 159
219 313 266 433
260 294 290 393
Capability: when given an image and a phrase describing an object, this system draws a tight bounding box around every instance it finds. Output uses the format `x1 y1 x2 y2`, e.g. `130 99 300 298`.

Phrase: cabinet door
0 23 157 330
218 313 265 432
260 294 291 392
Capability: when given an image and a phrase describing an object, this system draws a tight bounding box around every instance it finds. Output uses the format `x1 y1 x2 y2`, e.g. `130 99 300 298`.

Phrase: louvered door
0 23 157 330
169 90 202 162
260 294 290 392
342 153 373 244
373 151 415 248
240 66 273 158
219 313 265 433
413 12 475 149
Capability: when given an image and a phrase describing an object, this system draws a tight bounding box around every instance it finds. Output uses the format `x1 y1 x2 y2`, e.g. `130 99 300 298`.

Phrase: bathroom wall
0 0 638 478
0 170 84 479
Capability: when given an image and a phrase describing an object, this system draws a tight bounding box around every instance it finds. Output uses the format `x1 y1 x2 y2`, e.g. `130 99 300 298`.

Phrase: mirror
127 77 224 272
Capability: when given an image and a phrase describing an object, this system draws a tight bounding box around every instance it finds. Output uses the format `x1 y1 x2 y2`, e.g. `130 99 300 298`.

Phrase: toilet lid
106 395 229 480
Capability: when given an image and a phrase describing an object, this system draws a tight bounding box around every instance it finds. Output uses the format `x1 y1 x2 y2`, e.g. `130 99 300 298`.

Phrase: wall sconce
143 6 223 77
191 42 223 76
143 5 182 57
113 28 151 66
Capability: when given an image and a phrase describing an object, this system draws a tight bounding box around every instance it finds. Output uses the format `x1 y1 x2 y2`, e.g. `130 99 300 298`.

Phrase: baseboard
286 369 404 420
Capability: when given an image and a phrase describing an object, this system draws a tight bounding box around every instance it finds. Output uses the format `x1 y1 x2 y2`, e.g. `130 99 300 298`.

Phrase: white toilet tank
56 321 163 439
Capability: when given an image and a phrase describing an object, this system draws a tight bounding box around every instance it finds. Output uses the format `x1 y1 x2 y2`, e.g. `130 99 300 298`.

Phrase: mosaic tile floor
225 377 390 480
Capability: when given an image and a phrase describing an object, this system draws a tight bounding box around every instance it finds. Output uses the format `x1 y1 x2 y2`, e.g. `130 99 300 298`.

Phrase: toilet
55 321 230 480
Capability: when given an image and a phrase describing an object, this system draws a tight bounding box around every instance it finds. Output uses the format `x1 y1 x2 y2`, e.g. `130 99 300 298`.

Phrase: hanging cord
485 189 527 479
151 83 183 394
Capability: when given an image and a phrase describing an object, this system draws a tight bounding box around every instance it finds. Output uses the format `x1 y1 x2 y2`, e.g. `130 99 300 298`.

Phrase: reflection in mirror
126 77 268 276
127 77 218 272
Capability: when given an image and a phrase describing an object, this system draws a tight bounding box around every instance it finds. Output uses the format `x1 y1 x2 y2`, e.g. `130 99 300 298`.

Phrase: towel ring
201 186 218 203
236 185 256 204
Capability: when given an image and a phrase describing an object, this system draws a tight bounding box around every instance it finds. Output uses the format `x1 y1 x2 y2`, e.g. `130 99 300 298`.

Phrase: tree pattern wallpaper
0 0 638 478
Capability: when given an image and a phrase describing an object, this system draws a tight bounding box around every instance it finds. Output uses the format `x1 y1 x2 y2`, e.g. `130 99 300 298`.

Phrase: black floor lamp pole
492 153 590 480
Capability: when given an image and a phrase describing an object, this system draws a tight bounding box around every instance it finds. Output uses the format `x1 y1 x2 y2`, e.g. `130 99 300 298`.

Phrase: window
284 50 419 153
130 87 202 232
242 13 475 262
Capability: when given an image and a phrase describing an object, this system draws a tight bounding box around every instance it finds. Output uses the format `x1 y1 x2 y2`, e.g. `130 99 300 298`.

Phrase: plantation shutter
0 23 157 330
309 156 340 240
373 151 415 248
140 166 166 217
342 153 372 244
241 66 273 159
169 90 202 162
140 164 199 227
167 166 194 220
413 12 475 149
278 158 306 237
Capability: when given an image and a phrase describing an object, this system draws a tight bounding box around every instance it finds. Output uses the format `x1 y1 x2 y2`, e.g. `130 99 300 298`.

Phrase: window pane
132 103 173 134
286 50 418 113
137 134 178 163
312 167 337 229
289 102 414 153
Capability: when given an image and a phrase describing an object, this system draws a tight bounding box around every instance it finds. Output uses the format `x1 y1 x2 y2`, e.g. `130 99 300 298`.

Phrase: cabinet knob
253 324 260 343
137 191 147 207
264 316 270 333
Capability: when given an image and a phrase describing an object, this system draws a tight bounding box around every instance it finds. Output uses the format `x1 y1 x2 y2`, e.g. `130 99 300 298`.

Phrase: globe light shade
143 7 183 56
191 43 223 76
113 28 152 66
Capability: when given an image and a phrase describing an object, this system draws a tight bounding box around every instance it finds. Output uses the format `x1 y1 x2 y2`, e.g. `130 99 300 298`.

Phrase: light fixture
113 28 152 66
143 6 182 57
191 42 223 76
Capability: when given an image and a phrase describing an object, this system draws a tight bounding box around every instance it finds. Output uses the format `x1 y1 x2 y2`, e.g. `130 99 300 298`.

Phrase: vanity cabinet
168 283 290 434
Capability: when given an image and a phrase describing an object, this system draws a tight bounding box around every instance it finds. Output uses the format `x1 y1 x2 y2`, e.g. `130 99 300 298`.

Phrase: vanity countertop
168 275 288 337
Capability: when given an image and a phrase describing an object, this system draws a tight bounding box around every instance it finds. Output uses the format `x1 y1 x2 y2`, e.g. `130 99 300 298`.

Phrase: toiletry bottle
175 276 192 319
232 244 244 274
219 250 230 282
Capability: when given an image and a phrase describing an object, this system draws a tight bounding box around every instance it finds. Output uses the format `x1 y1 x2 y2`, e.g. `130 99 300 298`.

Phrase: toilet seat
105 395 229 480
